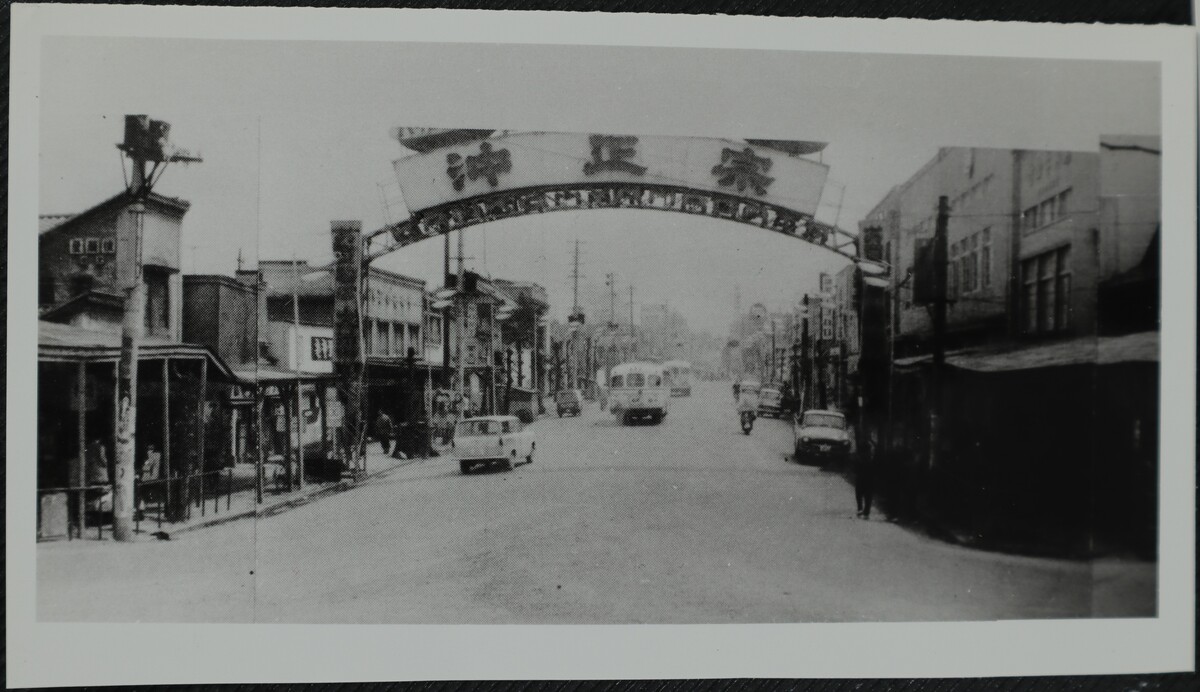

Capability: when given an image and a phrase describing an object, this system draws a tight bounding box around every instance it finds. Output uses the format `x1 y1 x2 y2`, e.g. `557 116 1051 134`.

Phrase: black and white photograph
7 4 1196 686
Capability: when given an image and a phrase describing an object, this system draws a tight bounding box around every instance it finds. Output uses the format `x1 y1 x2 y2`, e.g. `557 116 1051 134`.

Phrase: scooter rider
736 383 759 432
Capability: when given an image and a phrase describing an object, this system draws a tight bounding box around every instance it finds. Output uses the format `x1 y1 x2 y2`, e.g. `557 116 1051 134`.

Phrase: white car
793 410 852 466
452 415 536 474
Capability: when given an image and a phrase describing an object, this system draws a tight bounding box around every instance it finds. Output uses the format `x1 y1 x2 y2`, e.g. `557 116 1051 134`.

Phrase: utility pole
800 295 810 410
606 272 617 328
113 115 200 542
770 320 776 383
442 230 451 390
571 239 582 316
816 302 827 409
628 285 634 334
628 285 635 360
114 199 145 543
930 195 950 470
291 256 305 490
456 228 467 407
568 239 584 389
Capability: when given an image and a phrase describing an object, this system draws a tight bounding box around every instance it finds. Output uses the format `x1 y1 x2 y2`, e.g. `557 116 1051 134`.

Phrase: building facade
858 137 1161 555
237 261 426 374
864 141 1155 353
39 191 188 341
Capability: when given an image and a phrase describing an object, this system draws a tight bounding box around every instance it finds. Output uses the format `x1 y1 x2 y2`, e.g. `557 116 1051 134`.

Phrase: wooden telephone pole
929 195 950 470
113 115 201 541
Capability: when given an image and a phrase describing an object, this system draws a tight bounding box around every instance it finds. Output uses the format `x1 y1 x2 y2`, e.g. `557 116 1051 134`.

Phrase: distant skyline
38 38 1159 334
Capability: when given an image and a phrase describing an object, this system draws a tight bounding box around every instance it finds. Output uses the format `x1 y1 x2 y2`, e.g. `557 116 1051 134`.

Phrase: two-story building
860 137 1161 554
236 260 431 458
37 191 237 538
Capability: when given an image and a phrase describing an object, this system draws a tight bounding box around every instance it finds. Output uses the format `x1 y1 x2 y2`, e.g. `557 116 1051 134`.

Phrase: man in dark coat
374 411 394 455
855 428 878 519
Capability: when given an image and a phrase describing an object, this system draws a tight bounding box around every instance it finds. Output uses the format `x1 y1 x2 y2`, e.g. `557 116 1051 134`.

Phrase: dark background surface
8 0 1195 690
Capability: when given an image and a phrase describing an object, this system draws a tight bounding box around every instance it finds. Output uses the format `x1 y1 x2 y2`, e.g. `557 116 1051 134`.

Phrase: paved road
38 379 1154 623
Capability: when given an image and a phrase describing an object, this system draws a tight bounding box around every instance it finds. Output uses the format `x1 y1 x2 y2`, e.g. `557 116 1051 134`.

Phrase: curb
170 458 422 535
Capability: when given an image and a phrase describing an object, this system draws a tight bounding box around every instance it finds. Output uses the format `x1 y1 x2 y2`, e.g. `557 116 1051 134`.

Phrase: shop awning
893 331 1158 373
38 320 238 381
229 365 334 384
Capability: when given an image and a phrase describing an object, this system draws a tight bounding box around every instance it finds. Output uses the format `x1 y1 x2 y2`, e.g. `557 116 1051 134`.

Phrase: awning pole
162 358 171 519
197 358 208 494
76 361 87 538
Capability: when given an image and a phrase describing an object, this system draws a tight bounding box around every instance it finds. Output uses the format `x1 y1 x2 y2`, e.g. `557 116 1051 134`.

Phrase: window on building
1025 188 1072 232
980 228 991 289
949 242 960 297
1022 206 1039 231
377 321 389 356
1056 188 1071 220
967 234 979 292
144 268 170 336
1022 258 1038 333
1054 246 1072 329
426 316 442 346
1021 245 1072 335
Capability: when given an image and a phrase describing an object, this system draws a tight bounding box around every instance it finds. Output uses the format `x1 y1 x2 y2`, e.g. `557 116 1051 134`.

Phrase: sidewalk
122 450 424 540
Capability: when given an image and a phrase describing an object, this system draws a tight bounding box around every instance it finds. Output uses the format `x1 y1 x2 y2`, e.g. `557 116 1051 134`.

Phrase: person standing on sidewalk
85 437 112 516
855 428 878 520
374 410 394 455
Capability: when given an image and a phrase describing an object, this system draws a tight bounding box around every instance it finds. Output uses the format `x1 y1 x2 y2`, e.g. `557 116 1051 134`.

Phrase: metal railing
36 468 235 541
134 468 235 532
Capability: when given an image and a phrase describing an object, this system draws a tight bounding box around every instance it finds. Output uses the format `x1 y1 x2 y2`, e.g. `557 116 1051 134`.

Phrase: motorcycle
740 410 755 435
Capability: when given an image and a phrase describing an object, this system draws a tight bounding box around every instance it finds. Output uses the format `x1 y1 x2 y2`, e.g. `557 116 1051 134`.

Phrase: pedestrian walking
374 410 394 455
855 428 878 519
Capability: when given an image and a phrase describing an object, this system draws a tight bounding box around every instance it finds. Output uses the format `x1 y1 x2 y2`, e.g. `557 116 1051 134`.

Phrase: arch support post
331 220 366 477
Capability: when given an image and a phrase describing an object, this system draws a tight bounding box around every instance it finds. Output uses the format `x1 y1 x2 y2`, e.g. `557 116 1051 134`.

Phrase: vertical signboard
331 220 365 469
861 225 884 263
858 226 890 437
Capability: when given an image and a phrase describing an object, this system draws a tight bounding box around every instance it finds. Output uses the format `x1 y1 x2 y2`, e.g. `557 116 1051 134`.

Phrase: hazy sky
38 38 1159 333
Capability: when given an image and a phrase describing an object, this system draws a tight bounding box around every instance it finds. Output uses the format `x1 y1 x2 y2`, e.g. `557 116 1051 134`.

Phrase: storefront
37 320 238 539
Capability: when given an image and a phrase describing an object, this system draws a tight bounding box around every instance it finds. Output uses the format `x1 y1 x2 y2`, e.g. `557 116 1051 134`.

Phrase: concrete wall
1098 136 1161 279
183 276 258 367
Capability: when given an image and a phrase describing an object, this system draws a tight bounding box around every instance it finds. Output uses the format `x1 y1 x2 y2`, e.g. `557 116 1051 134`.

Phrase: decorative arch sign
334 131 861 467
369 130 858 261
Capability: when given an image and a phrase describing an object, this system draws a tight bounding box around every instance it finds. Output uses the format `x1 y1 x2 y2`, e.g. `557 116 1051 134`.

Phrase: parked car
452 415 535 474
792 410 851 466
757 387 784 418
555 389 584 417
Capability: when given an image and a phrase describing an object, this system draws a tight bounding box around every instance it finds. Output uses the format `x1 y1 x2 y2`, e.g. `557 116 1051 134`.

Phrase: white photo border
7 5 1196 686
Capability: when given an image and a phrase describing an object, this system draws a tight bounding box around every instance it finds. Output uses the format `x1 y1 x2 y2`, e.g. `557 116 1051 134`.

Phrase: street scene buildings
29 37 1169 628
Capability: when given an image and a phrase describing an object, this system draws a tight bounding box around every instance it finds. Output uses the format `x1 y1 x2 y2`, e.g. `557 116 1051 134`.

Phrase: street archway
330 129 868 468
